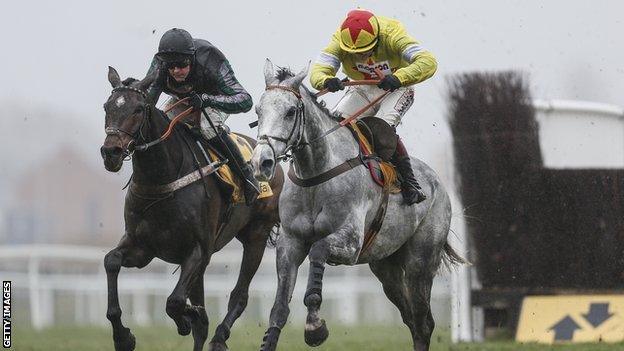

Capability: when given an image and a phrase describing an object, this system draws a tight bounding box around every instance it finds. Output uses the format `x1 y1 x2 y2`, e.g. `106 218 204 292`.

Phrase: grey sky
1 0 622 177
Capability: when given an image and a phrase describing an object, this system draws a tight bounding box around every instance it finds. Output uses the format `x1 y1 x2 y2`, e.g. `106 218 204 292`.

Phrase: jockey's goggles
165 59 191 69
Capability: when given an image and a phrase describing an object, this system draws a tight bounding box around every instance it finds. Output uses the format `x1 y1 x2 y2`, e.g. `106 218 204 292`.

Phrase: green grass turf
10 324 624 350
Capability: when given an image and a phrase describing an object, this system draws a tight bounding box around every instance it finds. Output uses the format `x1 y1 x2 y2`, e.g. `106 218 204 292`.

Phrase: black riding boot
209 129 261 205
392 137 426 205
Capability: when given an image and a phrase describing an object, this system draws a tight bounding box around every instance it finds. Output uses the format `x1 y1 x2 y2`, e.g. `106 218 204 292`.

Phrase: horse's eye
134 106 144 114
285 107 296 118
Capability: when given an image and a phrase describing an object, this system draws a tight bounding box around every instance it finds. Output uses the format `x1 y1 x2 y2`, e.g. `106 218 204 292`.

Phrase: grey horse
250 60 463 351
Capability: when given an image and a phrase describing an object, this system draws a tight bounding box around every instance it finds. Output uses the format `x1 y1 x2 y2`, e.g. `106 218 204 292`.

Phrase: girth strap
358 185 391 260
287 156 363 187
130 160 225 195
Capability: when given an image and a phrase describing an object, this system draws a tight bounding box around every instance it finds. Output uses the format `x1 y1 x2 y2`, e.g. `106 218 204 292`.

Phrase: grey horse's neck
291 89 359 179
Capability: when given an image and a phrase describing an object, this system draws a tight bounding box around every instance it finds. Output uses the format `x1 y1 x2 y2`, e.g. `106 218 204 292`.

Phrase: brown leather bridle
105 87 194 158
258 80 388 162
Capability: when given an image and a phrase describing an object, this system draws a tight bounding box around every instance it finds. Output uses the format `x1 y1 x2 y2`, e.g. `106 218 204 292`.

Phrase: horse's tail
442 241 470 267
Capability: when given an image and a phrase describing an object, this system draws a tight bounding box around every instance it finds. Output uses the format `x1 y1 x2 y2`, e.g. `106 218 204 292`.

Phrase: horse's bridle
105 86 194 159
105 86 151 159
257 85 307 161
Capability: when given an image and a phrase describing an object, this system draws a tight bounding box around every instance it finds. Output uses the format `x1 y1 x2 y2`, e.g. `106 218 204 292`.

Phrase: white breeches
332 85 414 127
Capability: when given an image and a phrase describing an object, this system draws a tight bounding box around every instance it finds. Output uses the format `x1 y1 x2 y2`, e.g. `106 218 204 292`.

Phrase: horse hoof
114 328 136 351
207 341 229 351
176 315 193 336
304 319 329 347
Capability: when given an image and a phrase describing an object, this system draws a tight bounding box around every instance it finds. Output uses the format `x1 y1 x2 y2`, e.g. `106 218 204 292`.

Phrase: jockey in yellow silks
310 9 437 205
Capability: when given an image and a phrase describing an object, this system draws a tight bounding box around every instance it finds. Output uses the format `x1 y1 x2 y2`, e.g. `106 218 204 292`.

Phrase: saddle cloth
206 133 273 204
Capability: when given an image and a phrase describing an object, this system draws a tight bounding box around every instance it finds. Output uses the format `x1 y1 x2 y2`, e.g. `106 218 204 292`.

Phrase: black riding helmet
156 28 195 62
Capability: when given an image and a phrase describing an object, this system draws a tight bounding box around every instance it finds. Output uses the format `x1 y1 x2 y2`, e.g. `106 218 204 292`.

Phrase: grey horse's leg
259 234 308 351
208 221 271 351
188 272 209 351
404 266 436 351
303 240 330 347
370 248 434 351
402 190 452 351
166 244 210 336
369 248 416 338
104 235 154 351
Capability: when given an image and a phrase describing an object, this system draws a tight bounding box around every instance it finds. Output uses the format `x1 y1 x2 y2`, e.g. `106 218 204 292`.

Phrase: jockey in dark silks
146 28 260 205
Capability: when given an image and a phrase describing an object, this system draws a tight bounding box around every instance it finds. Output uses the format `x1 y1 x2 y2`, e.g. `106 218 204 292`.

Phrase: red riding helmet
338 9 380 53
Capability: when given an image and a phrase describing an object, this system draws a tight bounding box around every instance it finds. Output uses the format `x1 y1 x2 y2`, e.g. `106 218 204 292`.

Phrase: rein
262 81 388 187
106 87 194 156
134 97 194 152
314 79 380 97
260 79 388 162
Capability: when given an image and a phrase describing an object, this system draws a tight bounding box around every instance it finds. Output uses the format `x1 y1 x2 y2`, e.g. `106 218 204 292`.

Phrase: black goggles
164 59 191 69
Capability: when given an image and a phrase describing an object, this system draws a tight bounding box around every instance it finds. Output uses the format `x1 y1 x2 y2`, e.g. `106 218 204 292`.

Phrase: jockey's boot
392 137 426 205
209 129 261 206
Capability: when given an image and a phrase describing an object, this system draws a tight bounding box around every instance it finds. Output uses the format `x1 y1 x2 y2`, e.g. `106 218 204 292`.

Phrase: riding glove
377 75 402 92
189 93 207 112
324 77 345 92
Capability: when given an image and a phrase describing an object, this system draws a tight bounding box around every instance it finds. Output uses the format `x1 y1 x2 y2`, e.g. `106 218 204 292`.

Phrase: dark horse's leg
259 234 308 351
166 244 211 336
104 235 154 351
303 240 330 347
208 221 271 351
188 275 209 351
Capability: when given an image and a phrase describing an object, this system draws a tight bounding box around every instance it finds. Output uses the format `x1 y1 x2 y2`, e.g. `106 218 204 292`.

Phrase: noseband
258 85 307 161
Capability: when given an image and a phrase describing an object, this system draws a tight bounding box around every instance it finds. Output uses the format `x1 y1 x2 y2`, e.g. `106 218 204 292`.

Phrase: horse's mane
122 78 139 86
274 67 342 122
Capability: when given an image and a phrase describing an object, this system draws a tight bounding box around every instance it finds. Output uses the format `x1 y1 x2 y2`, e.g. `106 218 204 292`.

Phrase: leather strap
130 160 224 195
266 85 301 98
359 185 391 260
287 156 363 187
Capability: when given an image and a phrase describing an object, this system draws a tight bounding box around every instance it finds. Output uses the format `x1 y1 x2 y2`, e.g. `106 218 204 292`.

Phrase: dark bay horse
100 67 283 351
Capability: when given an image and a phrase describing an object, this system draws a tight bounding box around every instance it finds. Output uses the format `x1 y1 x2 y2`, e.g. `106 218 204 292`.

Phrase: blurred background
1 0 623 348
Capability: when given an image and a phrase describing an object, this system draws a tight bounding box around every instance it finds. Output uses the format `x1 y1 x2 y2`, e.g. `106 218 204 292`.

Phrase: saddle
203 132 273 203
164 103 272 204
348 117 401 193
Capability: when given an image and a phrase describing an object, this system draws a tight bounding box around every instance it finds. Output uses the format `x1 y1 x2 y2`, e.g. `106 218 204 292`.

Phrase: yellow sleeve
387 23 438 86
310 34 343 90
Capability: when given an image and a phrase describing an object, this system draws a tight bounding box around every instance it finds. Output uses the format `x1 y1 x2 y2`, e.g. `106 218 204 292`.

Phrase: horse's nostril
101 145 123 158
261 159 274 170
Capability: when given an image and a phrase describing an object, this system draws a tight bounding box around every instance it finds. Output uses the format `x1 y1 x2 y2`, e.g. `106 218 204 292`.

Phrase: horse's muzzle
251 143 276 181
100 145 125 172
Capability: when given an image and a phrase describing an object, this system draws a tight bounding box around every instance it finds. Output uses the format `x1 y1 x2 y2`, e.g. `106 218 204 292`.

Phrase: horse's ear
108 66 122 88
137 70 156 92
264 58 278 86
287 61 310 88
